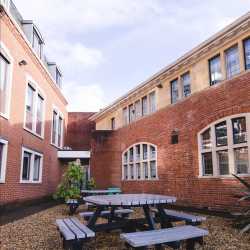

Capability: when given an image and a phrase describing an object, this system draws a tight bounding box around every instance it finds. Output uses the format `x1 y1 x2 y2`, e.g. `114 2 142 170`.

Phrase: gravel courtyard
0 204 249 249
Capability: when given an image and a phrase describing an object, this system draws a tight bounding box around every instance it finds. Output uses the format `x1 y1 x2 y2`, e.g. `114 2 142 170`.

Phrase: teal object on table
108 188 120 195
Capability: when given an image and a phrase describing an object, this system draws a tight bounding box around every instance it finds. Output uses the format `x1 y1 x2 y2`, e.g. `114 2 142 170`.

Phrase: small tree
86 177 96 190
53 159 85 202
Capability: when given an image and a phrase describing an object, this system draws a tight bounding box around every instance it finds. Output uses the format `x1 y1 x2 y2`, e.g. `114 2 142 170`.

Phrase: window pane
124 165 128 180
150 161 156 178
232 117 247 144
124 152 127 163
226 45 240 78
111 117 115 130
216 121 227 146
244 38 250 70
135 100 140 120
142 96 147 117
235 147 249 174
149 92 155 113
143 162 148 178
182 72 191 97
136 163 140 179
37 95 43 120
130 164 134 179
123 107 127 125
58 117 62 137
202 129 212 149
33 155 40 180
26 85 33 112
150 146 155 158
129 147 133 162
202 152 213 175
33 31 41 57
0 56 7 91
143 144 148 160
217 150 229 175
209 56 222 85
171 79 178 103
53 112 57 132
56 68 61 87
22 152 31 180
0 143 3 179
136 145 140 161
129 104 133 123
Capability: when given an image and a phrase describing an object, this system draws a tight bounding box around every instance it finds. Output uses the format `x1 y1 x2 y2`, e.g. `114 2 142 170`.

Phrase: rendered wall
91 71 250 212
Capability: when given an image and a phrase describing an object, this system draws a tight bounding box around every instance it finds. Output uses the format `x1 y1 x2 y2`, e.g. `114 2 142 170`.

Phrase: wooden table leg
86 205 104 230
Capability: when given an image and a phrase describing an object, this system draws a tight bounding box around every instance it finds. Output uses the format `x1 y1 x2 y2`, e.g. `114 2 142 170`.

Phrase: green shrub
86 177 96 190
53 159 85 202
231 174 250 233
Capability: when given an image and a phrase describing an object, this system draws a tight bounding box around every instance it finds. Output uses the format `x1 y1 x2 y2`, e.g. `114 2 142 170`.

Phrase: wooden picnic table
83 194 177 250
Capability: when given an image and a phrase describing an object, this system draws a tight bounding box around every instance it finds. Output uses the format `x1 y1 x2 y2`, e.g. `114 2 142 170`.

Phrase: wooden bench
151 209 206 226
66 199 93 215
79 209 134 221
120 225 209 250
56 218 95 250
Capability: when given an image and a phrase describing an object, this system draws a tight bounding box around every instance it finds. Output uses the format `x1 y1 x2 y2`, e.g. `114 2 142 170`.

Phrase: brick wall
66 112 96 150
0 12 68 206
91 71 250 212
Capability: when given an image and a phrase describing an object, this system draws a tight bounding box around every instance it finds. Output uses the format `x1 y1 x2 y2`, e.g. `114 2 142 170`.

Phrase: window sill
51 142 62 150
198 174 250 179
121 178 159 182
23 127 44 140
0 113 9 120
20 181 42 184
0 180 6 183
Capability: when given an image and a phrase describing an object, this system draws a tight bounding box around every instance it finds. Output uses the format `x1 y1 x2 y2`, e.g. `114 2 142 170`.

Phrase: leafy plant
86 177 96 190
231 174 250 233
53 159 85 202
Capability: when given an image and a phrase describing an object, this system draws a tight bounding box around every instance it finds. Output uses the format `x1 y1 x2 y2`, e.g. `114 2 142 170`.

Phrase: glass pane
136 145 140 161
124 165 127 180
136 163 140 179
182 72 191 97
0 143 3 178
150 146 155 158
216 121 227 146
142 96 147 117
33 155 40 180
150 92 155 113
129 104 133 123
0 56 7 91
202 129 212 149
143 144 148 160
56 69 61 86
22 152 31 180
135 100 140 120
124 152 127 163
171 79 178 103
202 152 213 175
129 147 133 162
143 162 148 178
232 117 247 144
235 147 249 174
226 45 240 78
244 38 250 70
217 150 229 175
130 164 134 179
53 111 57 132
58 117 62 137
123 107 127 125
26 85 33 112
111 117 115 130
36 95 43 120
150 161 156 178
209 56 222 85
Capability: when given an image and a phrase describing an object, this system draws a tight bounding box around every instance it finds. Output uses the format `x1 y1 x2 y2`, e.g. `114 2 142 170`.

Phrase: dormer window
33 30 41 58
56 68 61 87
47 62 62 89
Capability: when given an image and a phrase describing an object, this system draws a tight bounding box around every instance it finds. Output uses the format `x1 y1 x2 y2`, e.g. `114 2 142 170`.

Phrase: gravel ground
0 204 249 250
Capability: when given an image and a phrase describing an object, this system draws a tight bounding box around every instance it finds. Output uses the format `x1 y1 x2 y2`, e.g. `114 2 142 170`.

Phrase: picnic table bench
66 199 93 215
56 218 95 250
120 225 209 250
79 209 134 221
151 209 206 226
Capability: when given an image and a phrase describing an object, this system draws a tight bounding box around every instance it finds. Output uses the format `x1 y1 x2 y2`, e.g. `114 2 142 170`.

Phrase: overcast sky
13 0 250 112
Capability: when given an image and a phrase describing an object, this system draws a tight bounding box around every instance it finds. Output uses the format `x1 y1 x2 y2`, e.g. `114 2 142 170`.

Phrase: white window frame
198 113 250 178
51 104 64 149
20 146 43 184
122 142 157 181
0 138 8 183
0 41 14 120
23 74 46 139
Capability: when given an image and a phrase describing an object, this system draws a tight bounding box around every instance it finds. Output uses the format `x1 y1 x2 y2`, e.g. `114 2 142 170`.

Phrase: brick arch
122 137 159 152
196 105 250 133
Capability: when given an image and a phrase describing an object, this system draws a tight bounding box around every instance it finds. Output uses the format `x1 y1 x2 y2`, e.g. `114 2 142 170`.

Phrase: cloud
63 81 106 112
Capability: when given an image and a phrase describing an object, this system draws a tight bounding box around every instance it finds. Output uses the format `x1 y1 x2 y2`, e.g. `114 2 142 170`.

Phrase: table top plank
81 190 121 194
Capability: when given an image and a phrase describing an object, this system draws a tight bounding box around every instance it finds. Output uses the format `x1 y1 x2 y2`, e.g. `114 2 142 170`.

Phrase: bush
53 159 85 202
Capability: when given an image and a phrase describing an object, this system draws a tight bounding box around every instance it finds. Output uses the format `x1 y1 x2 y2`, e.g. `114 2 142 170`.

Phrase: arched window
198 114 250 178
122 142 157 180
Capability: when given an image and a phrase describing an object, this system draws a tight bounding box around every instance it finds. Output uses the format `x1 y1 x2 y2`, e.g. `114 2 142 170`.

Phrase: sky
13 0 250 112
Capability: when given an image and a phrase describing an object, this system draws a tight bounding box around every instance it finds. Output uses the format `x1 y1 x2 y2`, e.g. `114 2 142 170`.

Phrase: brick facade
90 71 250 212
